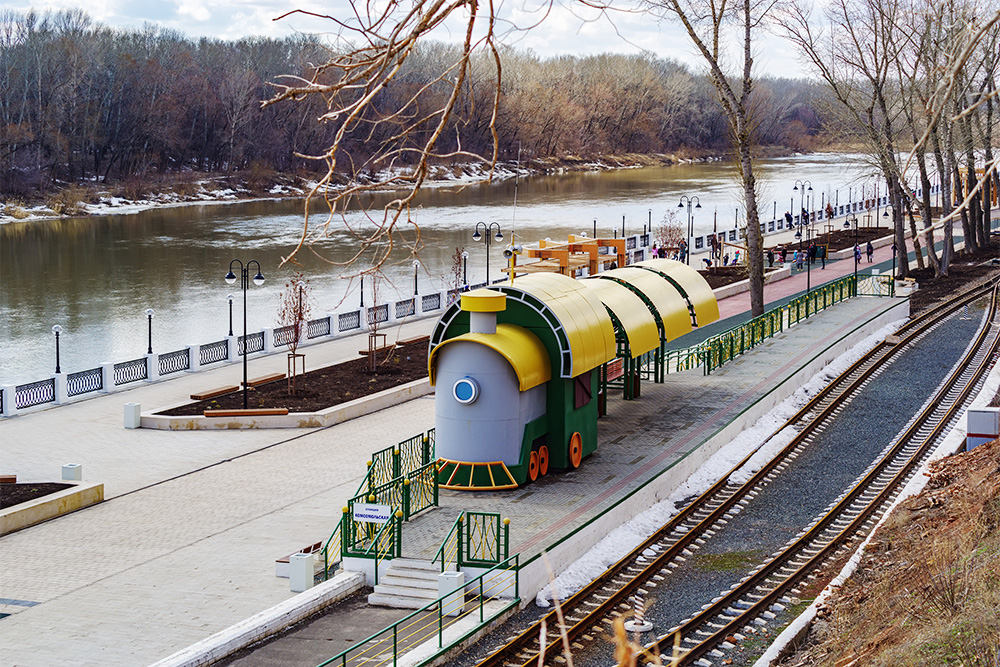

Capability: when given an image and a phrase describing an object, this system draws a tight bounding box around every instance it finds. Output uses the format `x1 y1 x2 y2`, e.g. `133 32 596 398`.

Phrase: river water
0 153 878 386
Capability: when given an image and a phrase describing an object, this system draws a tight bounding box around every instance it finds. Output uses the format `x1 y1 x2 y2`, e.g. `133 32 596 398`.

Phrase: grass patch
691 549 763 572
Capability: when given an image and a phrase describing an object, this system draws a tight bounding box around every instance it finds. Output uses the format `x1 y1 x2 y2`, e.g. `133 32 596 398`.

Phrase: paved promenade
0 239 912 666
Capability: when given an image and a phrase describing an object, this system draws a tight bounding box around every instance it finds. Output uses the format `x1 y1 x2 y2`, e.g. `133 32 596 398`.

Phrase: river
0 153 879 386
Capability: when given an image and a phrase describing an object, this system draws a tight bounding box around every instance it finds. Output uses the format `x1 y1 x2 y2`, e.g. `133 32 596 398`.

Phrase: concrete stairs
368 558 450 609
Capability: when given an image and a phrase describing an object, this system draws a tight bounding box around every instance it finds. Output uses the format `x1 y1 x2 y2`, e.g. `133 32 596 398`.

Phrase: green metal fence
433 512 511 572
358 429 436 497
317 554 520 667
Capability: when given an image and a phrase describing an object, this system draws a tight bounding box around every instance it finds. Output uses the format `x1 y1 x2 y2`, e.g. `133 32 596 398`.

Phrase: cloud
1 0 809 77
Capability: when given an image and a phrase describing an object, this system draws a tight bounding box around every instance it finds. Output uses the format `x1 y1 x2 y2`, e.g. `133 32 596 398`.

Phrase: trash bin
124 402 141 429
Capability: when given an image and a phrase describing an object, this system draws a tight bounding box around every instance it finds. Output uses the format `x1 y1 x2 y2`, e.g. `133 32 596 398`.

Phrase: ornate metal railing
239 331 264 355
640 233 650 247
406 462 439 519
307 316 331 339
422 293 441 311
200 339 229 365
67 367 103 396
317 555 520 667
114 357 148 385
338 310 361 332
16 378 55 409
367 303 389 325
626 236 637 250
394 298 415 319
158 349 190 376
273 324 297 347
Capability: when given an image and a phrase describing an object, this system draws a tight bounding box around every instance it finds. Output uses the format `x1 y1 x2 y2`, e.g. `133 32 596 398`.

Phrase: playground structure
501 235 626 278
427 259 719 490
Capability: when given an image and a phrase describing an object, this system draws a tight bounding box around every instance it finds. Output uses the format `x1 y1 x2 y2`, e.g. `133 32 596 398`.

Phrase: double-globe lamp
225 260 265 409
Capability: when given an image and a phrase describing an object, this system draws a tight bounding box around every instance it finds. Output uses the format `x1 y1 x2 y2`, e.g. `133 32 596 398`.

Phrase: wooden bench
0 474 16 484
203 408 289 418
190 385 239 401
396 335 430 347
275 541 324 578
359 345 395 356
242 372 285 388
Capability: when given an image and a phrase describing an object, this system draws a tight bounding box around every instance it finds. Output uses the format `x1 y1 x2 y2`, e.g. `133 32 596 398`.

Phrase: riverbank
0 150 746 226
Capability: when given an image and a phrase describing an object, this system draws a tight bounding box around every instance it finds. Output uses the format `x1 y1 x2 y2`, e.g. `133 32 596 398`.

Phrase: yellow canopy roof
428 323 551 391
579 278 660 357
595 268 694 342
634 259 720 327
506 273 617 377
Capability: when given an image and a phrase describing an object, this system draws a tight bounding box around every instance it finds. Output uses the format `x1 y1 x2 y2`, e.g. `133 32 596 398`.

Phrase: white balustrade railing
2 189 930 418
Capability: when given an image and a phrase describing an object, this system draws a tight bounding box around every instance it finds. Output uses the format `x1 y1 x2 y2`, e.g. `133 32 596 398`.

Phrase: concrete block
289 552 314 593
438 570 465 617
967 407 1000 450
62 463 82 481
124 402 141 429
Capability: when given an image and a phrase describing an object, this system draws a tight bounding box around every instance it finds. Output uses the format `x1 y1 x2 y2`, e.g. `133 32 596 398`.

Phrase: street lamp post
794 179 813 232
412 260 420 296
472 222 503 285
678 195 701 265
884 206 896 279
461 251 469 289
227 294 235 336
795 222 812 295
225 259 265 410
145 308 155 354
845 214 859 288
52 325 62 374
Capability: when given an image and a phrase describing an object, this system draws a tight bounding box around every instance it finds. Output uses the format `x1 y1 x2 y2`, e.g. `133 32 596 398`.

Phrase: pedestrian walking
767 249 774 268
780 247 787 265
794 249 802 270
866 241 874 263
808 241 817 265
854 244 862 265
820 245 826 269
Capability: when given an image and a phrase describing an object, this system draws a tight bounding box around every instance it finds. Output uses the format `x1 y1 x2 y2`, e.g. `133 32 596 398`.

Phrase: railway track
476 279 1000 667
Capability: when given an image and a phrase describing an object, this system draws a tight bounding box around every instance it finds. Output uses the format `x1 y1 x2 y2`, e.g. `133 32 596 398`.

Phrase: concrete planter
0 481 105 535
142 377 433 430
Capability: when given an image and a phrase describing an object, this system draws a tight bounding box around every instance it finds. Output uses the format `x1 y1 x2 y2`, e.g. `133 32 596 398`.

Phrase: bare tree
276 272 311 393
647 0 773 315
264 3 504 273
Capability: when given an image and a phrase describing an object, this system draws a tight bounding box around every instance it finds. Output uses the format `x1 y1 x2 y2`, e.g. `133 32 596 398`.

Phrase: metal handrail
316 554 520 667
362 510 402 585
320 523 342 582
433 514 464 572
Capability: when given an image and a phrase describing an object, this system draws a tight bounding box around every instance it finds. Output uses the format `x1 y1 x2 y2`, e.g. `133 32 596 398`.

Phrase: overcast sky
10 0 811 79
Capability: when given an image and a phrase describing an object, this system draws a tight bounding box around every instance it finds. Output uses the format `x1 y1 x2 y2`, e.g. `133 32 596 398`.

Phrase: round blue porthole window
453 377 480 405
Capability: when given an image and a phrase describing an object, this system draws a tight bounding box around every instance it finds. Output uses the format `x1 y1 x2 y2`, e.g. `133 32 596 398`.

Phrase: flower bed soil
158 344 430 416
907 245 1000 315
0 483 73 510
767 226 891 253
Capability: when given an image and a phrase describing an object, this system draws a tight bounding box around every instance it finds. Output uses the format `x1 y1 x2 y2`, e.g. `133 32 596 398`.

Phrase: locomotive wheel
538 445 549 476
528 450 540 482
569 432 583 468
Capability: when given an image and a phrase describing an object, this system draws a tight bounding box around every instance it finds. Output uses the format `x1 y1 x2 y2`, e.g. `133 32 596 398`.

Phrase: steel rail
658 281 1000 665
475 279 998 667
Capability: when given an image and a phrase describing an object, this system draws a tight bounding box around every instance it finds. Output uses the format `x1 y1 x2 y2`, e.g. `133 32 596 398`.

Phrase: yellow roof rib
579 278 660 357
507 273 616 377
595 267 694 342
634 259 720 327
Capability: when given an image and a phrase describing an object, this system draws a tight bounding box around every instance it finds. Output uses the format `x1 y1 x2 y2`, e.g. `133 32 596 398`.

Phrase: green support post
395 510 403 557
392 448 401 479
402 479 411 521
457 517 465 569
502 517 510 560
422 436 431 466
